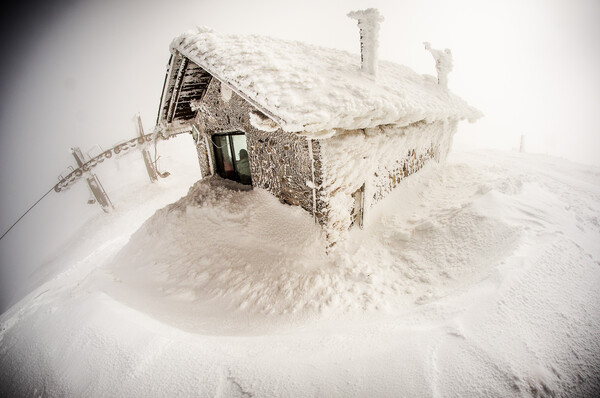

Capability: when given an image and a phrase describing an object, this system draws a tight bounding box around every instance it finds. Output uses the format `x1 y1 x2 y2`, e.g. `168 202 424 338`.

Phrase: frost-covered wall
193 78 321 219
319 120 458 242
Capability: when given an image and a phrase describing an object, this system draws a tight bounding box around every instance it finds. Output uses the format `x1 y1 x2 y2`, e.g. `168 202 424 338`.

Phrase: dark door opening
211 132 252 185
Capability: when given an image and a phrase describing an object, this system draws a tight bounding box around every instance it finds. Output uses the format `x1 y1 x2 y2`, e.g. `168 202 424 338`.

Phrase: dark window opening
211 132 252 185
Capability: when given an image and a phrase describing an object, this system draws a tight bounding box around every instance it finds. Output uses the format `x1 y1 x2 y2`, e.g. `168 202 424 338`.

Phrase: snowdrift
100 167 521 335
1 150 599 397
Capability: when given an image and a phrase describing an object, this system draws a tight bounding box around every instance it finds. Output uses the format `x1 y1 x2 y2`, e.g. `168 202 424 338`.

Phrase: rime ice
424 41 454 88
170 28 481 134
347 8 384 76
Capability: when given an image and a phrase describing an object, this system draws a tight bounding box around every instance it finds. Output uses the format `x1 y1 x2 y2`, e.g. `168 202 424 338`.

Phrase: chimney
348 8 384 76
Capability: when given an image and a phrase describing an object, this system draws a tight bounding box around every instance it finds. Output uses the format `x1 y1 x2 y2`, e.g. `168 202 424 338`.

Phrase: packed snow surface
1 150 600 397
171 27 482 136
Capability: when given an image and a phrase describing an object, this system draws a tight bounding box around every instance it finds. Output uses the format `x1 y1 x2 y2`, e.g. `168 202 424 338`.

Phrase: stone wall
193 78 322 221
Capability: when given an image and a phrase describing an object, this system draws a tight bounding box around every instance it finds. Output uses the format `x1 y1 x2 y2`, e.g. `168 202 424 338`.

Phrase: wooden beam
166 57 189 123
71 147 113 212
156 54 175 125
136 114 158 182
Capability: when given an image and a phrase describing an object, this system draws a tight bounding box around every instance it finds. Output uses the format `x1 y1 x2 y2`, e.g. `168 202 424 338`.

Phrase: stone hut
155 15 480 244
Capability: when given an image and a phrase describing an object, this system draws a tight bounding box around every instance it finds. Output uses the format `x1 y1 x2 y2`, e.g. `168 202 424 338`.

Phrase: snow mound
171 27 482 135
102 164 521 334
2 151 600 397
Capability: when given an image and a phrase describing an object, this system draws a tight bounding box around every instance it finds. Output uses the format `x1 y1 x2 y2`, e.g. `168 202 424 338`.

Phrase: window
211 132 252 185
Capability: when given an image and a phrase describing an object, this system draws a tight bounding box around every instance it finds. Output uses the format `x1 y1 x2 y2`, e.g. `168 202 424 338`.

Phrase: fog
1 0 599 311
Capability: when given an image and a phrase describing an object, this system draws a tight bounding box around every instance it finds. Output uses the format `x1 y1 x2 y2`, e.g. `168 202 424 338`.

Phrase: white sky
1 0 599 234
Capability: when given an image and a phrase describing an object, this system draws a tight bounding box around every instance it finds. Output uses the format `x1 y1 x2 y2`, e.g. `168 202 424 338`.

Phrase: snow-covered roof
170 27 482 137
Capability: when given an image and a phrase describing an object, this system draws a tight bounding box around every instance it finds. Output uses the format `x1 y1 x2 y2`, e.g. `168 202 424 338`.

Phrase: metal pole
71 147 113 212
136 114 158 182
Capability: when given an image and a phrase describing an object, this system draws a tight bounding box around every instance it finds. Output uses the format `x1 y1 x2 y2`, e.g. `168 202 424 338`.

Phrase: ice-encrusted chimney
347 8 384 76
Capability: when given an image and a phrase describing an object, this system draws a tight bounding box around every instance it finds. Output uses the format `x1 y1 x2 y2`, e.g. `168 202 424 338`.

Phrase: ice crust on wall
248 110 279 132
320 120 456 242
220 83 233 102
170 27 482 136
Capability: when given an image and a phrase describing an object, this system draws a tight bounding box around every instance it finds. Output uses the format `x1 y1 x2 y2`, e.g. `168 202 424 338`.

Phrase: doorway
211 132 252 185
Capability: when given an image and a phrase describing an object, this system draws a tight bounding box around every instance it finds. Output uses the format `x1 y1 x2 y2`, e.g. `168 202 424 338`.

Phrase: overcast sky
1 0 599 234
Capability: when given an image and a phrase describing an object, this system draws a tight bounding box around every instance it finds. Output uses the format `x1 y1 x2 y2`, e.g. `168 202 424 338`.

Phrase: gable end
157 53 213 125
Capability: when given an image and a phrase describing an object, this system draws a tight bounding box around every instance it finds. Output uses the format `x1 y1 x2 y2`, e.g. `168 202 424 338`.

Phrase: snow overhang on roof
170 27 482 137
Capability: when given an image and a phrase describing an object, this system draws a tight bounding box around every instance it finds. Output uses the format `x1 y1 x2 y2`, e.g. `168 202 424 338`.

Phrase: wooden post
71 147 113 212
351 183 365 229
136 114 158 182
357 183 365 229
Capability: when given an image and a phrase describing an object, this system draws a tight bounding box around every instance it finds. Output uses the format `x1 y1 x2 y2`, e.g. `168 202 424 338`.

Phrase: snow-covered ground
1 145 599 397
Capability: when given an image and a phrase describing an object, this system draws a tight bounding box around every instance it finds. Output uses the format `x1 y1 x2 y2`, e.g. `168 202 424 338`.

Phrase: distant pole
519 134 526 153
71 147 113 212
136 114 158 182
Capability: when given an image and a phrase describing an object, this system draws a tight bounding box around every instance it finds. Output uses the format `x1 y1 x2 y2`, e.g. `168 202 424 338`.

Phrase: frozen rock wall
194 78 323 220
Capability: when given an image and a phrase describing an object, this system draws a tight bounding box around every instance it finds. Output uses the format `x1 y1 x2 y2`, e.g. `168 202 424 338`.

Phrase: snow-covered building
155 10 481 244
